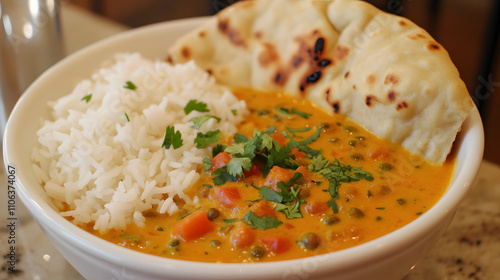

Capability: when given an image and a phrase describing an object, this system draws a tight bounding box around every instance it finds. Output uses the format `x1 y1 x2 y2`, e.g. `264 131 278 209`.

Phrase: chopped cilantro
275 201 302 219
202 184 213 189
233 133 249 143
194 130 221 148
162 126 183 149
81 94 92 103
308 155 373 213
202 157 212 171
286 127 312 134
189 115 221 129
123 81 137 90
125 113 130 122
243 211 282 230
291 108 312 119
212 144 226 157
120 235 140 243
176 207 201 220
231 109 237 116
227 157 252 177
184 100 209 115
221 218 237 230
211 166 238 185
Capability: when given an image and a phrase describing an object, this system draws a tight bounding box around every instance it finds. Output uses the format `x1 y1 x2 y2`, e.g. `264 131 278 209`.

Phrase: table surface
1 4 499 280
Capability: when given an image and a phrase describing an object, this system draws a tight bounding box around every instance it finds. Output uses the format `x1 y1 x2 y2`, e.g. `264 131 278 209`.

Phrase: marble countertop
1 4 499 280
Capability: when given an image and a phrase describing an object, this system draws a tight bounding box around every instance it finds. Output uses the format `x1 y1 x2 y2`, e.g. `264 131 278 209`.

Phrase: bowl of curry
3 17 484 280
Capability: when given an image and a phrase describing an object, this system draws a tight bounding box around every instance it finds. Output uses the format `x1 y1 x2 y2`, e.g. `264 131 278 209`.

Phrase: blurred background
57 0 500 165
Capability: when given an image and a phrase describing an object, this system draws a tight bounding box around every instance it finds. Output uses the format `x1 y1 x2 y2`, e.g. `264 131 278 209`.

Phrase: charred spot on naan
181 47 191 60
258 43 279 67
384 74 399 85
407 33 427 40
294 34 334 94
427 42 441 51
217 16 247 48
387 90 397 102
396 101 409 110
365 95 378 106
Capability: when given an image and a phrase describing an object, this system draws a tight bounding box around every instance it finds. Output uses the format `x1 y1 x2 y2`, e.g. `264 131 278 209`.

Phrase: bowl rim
2 16 485 278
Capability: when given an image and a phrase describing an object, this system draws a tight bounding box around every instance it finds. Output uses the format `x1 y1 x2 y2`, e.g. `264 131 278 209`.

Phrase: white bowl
3 17 484 280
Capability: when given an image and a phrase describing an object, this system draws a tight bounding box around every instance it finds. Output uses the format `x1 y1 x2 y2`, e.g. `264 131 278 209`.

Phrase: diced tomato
295 166 313 183
212 186 241 208
231 224 255 248
210 152 232 172
260 237 292 254
304 201 328 215
270 132 288 147
368 147 391 161
249 201 276 218
290 148 306 160
264 166 294 191
173 210 214 241
237 165 262 182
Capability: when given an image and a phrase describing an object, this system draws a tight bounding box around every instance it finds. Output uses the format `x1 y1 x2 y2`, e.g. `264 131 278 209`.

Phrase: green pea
297 232 321 250
207 208 220 221
349 153 364 161
168 239 180 248
347 207 364 219
250 245 266 259
397 198 407 205
322 214 341 225
379 162 393 171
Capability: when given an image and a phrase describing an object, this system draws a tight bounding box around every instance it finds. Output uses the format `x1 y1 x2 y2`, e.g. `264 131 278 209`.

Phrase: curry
86 89 454 263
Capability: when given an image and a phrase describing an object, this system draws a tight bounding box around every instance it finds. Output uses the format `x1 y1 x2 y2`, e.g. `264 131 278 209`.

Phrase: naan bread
168 0 473 164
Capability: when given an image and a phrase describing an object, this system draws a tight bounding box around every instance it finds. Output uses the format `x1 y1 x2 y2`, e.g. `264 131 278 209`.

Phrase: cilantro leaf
231 109 237 116
162 126 183 149
287 127 321 148
327 198 339 213
221 218 237 230
227 157 252 177
81 94 92 103
275 201 302 219
212 144 226 158
259 187 283 203
211 166 238 185
308 154 373 213
243 211 282 230
194 130 221 148
189 115 221 129
123 81 137 90
233 133 249 143
291 108 312 119
203 157 212 171
184 100 209 115
286 127 312 134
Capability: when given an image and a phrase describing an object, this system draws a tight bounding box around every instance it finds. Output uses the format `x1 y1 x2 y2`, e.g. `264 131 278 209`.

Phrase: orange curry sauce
87 89 454 263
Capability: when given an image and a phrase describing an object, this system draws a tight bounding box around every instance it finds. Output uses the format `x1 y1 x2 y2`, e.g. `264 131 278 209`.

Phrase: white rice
32 53 248 233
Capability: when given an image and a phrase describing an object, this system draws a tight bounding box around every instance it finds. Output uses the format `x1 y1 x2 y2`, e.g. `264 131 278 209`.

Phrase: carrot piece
249 201 276 218
264 166 294 191
304 201 328 215
209 152 232 172
260 237 292 254
290 148 306 160
173 210 214 241
231 224 255 248
243 165 262 178
368 147 391 161
213 186 241 208
270 132 288 147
